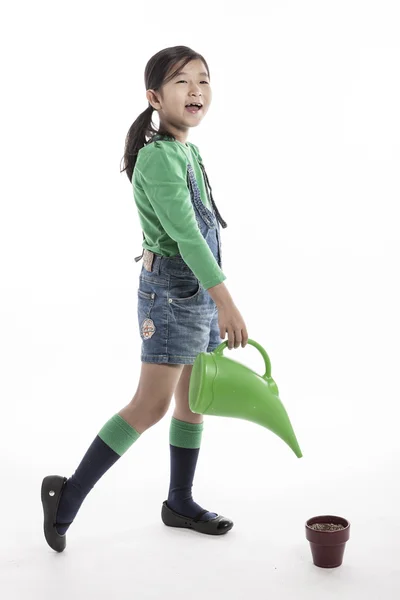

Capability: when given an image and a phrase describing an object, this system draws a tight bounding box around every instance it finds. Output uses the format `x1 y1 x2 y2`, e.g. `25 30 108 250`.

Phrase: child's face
147 59 212 134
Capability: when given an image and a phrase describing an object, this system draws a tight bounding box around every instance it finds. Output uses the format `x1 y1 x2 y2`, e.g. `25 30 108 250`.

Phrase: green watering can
189 339 303 458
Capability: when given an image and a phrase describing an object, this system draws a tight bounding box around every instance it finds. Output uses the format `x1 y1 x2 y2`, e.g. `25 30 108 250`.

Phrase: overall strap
134 232 145 262
199 162 228 229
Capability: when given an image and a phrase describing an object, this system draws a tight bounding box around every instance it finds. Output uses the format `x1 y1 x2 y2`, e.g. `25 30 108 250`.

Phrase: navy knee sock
55 414 141 535
167 417 217 521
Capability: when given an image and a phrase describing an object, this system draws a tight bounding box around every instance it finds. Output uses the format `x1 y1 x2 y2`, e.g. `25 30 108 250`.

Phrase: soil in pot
309 523 345 532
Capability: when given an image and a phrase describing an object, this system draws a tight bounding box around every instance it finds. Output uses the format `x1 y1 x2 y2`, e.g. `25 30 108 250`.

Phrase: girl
41 45 248 552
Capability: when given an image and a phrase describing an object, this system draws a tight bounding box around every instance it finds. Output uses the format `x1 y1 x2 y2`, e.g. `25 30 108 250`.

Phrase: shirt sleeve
135 142 226 290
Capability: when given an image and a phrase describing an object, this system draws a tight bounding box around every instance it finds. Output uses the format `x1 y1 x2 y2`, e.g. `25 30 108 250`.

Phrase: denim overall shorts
136 155 227 365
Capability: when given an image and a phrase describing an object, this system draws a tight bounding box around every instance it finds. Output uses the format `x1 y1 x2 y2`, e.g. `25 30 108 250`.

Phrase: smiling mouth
185 105 203 114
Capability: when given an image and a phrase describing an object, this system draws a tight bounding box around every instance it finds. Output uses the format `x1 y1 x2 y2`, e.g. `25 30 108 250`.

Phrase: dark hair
120 46 210 182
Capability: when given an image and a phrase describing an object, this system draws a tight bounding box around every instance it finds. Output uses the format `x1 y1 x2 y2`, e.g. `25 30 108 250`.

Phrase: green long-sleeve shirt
132 138 227 290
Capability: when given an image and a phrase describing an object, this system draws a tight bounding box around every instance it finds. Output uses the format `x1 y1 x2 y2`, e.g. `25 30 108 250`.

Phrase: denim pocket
168 275 201 303
138 288 154 301
137 285 156 316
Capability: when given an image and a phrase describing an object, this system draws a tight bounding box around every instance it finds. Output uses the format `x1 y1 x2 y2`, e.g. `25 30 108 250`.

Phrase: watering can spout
189 339 303 459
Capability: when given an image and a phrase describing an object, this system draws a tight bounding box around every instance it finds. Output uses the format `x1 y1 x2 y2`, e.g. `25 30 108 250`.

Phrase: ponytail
120 104 156 182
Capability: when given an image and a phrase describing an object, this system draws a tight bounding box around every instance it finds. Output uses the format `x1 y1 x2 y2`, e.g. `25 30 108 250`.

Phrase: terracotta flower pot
305 515 350 568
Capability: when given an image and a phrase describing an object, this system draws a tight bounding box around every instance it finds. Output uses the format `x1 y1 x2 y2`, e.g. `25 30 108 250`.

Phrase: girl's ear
146 89 158 110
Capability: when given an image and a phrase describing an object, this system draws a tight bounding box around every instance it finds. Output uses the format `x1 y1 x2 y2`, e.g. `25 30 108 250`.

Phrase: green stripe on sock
170 417 203 449
98 414 141 456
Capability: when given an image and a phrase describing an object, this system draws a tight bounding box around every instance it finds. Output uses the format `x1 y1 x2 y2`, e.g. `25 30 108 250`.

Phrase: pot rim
305 515 350 531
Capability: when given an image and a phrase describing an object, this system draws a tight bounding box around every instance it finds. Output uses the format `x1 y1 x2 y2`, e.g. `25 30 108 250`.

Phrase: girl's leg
50 363 184 535
166 364 218 521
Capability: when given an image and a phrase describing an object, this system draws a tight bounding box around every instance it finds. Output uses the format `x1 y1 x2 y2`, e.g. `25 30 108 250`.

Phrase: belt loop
154 254 161 274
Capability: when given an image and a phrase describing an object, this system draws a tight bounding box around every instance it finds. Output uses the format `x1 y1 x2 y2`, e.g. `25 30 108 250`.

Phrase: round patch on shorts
141 318 156 340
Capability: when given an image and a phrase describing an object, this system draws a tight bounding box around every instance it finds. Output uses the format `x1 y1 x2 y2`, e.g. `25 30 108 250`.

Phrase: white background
1 0 399 598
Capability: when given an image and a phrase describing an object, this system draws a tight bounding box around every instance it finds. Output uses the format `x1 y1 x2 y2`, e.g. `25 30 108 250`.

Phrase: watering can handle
212 338 272 379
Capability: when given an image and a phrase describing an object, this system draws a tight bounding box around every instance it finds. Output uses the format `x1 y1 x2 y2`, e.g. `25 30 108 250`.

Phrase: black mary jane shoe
161 501 234 535
41 475 70 552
